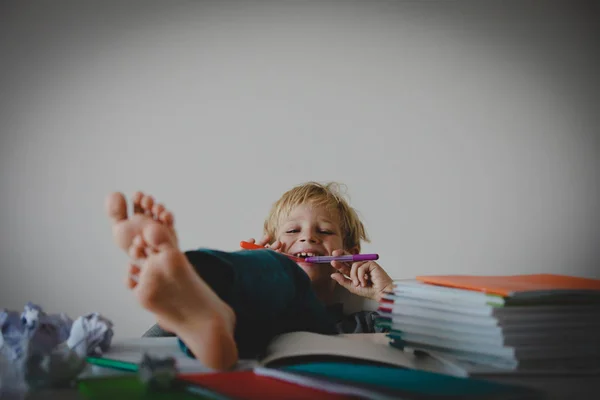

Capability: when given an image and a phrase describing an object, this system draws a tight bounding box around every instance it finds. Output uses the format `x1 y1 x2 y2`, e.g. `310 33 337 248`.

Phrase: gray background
0 0 598 338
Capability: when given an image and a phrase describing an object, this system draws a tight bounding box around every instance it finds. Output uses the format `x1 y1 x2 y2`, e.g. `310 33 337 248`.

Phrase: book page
260 331 448 374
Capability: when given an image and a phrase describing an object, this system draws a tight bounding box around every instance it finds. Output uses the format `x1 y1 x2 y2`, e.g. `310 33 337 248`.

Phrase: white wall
1 1 598 338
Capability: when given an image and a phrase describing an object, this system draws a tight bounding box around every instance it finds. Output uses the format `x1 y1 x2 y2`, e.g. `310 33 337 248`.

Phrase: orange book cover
415 274 600 297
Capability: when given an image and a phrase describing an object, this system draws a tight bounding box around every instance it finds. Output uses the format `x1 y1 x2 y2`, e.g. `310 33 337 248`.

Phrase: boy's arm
330 251 394 302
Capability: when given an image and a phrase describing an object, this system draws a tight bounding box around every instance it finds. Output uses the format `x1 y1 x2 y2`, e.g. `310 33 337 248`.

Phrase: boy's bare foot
105 192 238 370
131 192 176 241
106 192 177 252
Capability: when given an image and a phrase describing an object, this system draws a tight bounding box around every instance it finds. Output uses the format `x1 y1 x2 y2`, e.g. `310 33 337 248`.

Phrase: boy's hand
245 235 284 252
330 249 394 302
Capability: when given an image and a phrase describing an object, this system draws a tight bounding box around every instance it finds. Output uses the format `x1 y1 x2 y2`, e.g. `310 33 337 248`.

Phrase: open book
258 331 447 371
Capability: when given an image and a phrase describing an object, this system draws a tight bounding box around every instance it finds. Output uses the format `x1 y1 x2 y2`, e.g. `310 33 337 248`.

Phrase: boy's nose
300 236 320 244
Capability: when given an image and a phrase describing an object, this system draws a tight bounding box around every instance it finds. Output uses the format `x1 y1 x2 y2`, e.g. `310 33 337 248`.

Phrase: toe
152 203 165 220
132 192 144 214
141 195 155 215
127 263 141 289
106 192 128 223
159 211 174 227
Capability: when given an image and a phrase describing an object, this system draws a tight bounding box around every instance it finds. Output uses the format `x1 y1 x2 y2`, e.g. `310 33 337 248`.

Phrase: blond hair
264 181 370 252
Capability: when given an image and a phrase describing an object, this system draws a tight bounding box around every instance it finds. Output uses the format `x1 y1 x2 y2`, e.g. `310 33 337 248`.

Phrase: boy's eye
284 229 334 234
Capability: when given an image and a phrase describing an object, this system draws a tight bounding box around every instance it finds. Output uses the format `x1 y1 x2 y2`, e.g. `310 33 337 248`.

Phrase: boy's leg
107 192 238 369
129 222 239 370
182 249 337 359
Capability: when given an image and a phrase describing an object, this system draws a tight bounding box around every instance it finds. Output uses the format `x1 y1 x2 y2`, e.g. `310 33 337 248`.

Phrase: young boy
105 182 392 370
245 182 394 332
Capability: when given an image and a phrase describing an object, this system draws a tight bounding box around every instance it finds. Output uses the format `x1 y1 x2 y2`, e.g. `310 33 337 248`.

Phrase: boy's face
275 203 345 283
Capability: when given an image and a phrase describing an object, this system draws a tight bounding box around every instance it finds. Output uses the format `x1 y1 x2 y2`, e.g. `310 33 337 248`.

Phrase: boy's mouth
293 252 320 259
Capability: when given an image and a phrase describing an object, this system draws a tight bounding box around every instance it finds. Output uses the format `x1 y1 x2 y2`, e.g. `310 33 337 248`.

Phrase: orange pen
239 241 265 250
239 241 304 263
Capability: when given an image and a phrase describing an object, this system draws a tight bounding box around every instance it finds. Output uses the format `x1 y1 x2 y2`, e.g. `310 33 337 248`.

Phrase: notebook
415 274 600 299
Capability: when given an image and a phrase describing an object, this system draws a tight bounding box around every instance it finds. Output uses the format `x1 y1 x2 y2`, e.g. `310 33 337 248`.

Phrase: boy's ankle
179 307 238 370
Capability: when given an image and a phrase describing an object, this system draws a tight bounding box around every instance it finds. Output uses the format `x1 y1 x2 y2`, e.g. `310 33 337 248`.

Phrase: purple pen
304 254 379 263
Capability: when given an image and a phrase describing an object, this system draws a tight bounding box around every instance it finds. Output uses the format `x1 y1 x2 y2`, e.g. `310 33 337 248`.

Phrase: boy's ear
348 246 360 255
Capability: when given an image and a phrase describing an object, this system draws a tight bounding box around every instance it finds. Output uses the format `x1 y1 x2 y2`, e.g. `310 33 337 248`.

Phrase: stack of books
376 274 600 374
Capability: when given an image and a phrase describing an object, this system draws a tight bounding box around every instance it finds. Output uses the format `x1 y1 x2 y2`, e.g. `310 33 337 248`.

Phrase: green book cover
77 375 223 400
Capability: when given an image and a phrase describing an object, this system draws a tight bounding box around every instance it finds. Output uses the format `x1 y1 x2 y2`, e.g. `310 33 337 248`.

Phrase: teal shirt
176 248 338 359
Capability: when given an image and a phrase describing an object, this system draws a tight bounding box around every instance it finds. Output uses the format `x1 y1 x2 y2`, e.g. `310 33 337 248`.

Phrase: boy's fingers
257 235 271 247
331 272 353 289
357 262 371 287
331 260 351 277
350 262 369 287
331 249 353 277
350 263 360 287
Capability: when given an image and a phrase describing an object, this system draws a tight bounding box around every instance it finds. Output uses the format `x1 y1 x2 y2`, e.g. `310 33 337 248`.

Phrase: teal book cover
279 362 544 399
